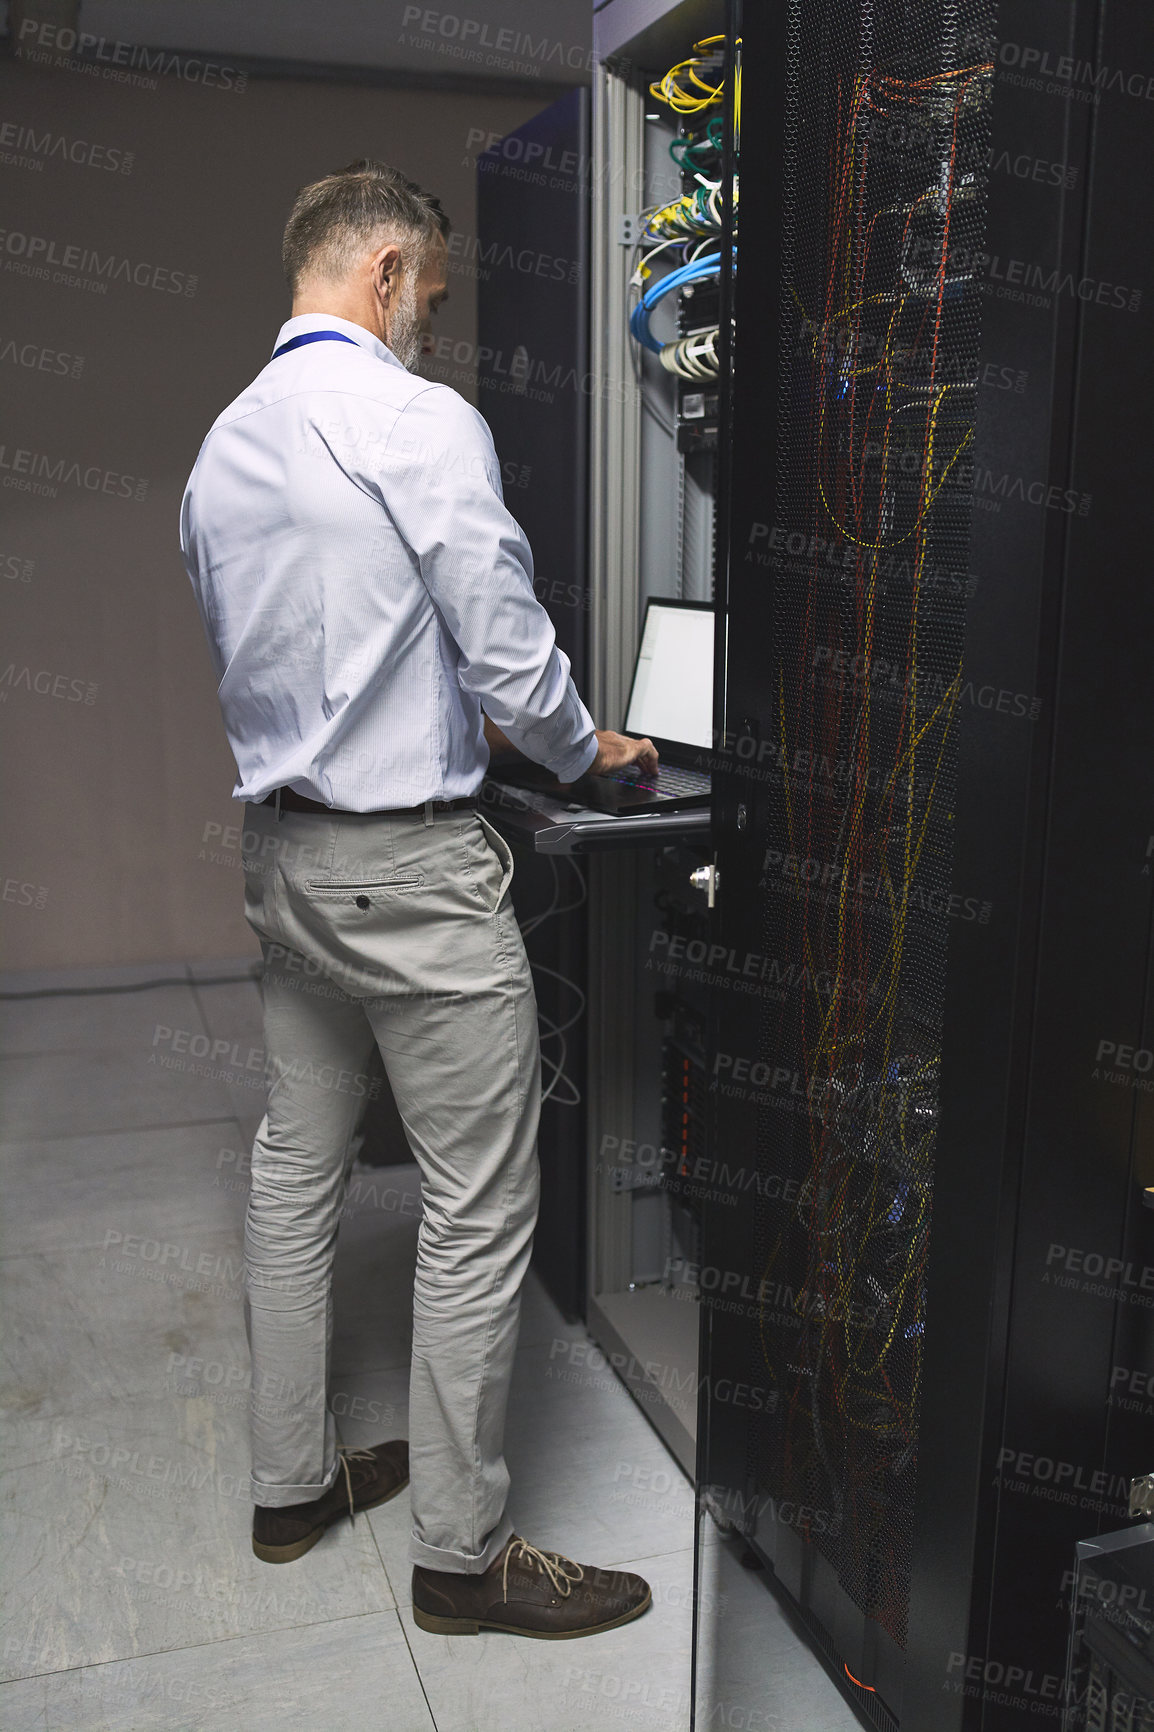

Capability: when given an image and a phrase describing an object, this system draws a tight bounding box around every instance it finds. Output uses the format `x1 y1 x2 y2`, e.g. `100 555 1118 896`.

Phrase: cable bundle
647 35 727 114
642 180 727 243
631 36 739 380
518 858 587 1107
628 251 727 354
756 58 995 1638
657 329 720 379
670 115 725 170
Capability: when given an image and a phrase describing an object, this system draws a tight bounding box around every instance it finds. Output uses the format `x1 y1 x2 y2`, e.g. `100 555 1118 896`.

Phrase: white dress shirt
179 313 597 809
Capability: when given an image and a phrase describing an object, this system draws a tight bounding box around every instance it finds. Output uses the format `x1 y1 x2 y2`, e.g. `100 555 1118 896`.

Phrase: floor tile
185 955 262 985
519 1258 588 1350
328 1179 421 1378
693 1522 864 1732
0 1612 433 1731
0 981 207 1060
189 977 264 1045
181 975 275 1136
1 1231 249 1434
0 1395 394 1682
0 962 197 996
501 1336 697 1561
331 1363 412 1454
0 1122 249 1260
0 1047 239 1141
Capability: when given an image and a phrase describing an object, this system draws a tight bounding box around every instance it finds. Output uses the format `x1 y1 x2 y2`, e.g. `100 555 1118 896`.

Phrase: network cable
658 329 720 380
628 251 726 353
631 35 739 385
648 35 727 114
641 179 728 244
514 855 588 1107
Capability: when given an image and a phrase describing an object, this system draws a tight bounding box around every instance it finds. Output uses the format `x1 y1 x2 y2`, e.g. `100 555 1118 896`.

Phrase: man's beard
385 270 423 372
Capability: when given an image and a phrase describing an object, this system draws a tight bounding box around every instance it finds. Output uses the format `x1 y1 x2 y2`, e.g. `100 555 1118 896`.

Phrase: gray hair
282 158 449 291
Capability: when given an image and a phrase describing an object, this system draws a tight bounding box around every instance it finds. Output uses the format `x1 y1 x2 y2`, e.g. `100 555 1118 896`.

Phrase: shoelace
501 1536 585 1603
337 1445 379 1526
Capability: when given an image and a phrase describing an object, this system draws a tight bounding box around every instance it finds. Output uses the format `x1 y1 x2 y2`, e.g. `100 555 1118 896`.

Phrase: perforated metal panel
744 0 996 1648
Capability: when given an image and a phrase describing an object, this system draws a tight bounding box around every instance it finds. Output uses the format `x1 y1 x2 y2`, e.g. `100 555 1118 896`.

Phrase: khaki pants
239 799 541 1575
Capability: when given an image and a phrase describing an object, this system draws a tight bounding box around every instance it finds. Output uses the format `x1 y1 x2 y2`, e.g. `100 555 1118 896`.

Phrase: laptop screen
624 601 714 749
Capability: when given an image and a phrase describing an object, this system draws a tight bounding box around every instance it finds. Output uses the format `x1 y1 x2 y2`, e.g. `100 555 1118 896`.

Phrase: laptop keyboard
604 763 711 796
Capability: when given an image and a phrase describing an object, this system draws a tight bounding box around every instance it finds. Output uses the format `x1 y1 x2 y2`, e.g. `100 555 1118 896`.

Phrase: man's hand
588 729 659 779
487 715 658 786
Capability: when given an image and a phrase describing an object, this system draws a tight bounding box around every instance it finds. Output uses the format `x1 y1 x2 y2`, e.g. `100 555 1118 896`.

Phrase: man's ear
369 241 403 307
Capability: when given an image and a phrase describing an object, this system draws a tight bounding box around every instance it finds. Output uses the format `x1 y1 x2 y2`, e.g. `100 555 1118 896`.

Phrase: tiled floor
0 959 862 1732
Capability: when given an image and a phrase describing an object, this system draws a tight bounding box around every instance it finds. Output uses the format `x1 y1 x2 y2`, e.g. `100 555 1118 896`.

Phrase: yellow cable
648 36 728 113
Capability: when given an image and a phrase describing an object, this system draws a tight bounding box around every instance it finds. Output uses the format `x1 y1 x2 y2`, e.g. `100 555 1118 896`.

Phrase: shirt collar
270 313 406 370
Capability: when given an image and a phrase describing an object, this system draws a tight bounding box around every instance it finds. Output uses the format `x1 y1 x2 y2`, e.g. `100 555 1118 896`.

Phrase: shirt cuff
545 729 598 784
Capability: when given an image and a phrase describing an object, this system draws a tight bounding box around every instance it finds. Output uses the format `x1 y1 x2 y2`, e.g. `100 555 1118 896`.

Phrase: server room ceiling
41 0 595 84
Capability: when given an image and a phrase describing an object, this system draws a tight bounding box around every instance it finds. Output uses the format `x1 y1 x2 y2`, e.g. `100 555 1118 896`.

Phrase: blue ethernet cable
629 250 734 353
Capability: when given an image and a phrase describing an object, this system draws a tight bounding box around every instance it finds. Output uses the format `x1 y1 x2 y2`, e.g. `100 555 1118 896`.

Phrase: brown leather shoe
252 1441 409 1564
412 1534 651 1638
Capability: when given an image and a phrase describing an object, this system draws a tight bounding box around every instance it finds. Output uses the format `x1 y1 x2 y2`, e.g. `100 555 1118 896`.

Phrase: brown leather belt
257 788 478 817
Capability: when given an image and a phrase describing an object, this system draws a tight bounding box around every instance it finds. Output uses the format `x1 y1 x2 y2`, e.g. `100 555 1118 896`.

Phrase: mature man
179 160 657 1639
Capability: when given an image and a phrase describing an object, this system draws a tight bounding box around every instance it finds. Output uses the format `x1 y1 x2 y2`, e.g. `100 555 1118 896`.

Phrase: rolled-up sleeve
368 384 597 783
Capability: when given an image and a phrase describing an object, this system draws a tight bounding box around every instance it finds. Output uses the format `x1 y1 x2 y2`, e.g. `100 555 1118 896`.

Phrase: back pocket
304 876 425 899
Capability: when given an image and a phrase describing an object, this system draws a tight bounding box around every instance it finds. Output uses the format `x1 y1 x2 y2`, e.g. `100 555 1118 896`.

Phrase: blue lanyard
271 330 359 359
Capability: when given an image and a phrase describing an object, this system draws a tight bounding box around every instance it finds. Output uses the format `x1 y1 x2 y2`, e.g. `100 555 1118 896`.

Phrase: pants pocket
303 877 425 899
475 812 515 913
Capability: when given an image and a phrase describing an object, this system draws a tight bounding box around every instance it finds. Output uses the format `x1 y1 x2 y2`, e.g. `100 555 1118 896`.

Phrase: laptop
494 598 715 815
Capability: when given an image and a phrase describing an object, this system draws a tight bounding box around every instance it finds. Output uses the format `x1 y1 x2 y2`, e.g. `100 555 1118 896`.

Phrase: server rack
1063 1524 1154 1732
693 1 1154 1730
583 0 730 1478
492 1 1151 1722
474 92 594 1321
473 19 727 1459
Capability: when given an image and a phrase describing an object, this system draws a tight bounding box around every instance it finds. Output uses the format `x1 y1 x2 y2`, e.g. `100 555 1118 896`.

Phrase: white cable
658 328 720 378
519 857 587 936
517 856 588 1106
516 856 560 939
530 961 587 1037
630 234 689 289
537 1014 579 1106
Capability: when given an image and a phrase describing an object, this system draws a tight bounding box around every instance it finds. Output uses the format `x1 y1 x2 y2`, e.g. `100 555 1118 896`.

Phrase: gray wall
0 55 554 968
39 0 594 83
